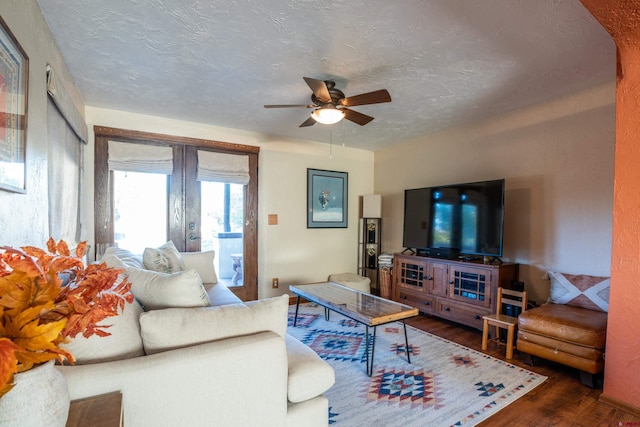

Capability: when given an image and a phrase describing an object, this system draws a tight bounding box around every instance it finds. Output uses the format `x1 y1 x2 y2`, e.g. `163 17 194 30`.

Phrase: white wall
0 0 85 246
374 83 615 304
84 107 374 298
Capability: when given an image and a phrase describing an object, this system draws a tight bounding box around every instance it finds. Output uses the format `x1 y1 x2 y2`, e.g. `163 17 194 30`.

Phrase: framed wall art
307 168 348 228
0 16 28 193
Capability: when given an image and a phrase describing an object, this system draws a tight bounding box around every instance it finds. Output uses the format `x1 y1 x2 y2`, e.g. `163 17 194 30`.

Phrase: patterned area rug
288 303 546 426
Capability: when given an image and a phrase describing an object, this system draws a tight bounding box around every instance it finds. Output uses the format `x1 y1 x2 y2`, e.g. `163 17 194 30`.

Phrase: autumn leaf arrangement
0 238 132 398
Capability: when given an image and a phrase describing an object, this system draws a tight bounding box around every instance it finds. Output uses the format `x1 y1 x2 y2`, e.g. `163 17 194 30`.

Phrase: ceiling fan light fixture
311 106 345 125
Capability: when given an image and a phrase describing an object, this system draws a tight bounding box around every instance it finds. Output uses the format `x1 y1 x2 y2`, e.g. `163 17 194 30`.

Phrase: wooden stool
482 288 528 359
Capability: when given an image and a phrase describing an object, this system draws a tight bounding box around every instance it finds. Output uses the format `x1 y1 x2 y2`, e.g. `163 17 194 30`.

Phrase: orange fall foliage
0 238 132 398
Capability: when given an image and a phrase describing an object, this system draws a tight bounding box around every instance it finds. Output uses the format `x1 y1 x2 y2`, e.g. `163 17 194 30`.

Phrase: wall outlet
272 278 279 288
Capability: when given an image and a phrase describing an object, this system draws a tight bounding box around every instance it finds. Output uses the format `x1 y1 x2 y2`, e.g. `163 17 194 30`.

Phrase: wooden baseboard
599 393 640 417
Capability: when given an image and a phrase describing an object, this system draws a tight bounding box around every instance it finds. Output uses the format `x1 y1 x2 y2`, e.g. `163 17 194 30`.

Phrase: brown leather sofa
517 303 607 387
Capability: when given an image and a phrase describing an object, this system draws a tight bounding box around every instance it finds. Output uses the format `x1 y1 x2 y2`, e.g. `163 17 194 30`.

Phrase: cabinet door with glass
447 265 492 308
394 255 429 293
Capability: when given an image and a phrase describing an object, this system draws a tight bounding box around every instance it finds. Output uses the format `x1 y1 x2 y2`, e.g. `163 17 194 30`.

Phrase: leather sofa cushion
517 334 604 374
518 303 607 348
517 329 603 360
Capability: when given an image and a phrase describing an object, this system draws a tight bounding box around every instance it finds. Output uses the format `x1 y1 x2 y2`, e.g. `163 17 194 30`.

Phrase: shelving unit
358 217 381 294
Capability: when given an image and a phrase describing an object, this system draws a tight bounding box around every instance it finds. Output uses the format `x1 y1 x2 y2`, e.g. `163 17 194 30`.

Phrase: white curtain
196 150 249 185
107 140 173 174
47 98 83 244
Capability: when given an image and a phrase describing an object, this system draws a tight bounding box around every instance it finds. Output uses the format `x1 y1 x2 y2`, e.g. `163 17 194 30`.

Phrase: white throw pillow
125 267 210 310
60 296 145 364
100 253 128 270
102 247 144 269
143 241 185 273
180 251 218 284
139 294 289 354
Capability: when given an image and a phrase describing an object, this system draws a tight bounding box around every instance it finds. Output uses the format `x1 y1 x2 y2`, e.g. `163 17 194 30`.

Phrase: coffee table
290 281 419 376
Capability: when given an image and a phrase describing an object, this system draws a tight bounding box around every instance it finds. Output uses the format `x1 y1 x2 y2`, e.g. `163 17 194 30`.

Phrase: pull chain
329 129 333 159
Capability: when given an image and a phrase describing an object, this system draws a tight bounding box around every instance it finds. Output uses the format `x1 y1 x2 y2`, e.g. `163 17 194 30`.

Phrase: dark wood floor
405 314 640 427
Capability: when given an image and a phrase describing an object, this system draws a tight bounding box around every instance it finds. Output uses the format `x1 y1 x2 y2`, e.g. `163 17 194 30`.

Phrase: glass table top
290 281 418 326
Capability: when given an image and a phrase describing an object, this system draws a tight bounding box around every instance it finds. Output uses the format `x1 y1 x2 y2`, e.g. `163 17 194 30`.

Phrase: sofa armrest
285 334 335 403
57 332 288 427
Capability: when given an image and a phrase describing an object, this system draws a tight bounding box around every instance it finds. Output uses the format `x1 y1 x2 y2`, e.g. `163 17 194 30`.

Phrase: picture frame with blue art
307 168 348 228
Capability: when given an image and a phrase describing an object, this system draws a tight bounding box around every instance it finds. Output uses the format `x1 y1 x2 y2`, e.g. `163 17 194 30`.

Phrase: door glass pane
201 181 244 287
113 170 168 253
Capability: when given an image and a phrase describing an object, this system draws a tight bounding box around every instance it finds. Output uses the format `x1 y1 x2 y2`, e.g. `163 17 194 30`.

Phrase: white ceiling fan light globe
310 107 345 124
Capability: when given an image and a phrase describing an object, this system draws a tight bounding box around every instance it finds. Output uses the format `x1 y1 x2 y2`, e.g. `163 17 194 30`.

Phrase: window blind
46 64 88 144
196 150 249 185
107 140 174 174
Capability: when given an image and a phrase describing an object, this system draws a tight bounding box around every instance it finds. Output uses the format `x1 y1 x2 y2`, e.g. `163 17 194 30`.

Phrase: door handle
189 233 202 241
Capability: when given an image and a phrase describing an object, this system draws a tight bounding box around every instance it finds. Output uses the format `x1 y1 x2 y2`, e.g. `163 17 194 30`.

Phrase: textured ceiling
36 0 615 151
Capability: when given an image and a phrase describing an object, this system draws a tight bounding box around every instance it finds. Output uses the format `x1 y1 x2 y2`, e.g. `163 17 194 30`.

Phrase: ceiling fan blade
341 89 391 107
299 116 316 127
264 104 314 108
342 108 374 126
303 77 331 103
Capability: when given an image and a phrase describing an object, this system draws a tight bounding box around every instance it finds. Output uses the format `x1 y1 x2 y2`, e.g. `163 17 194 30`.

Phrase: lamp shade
310 107 345 124
362 194 382 218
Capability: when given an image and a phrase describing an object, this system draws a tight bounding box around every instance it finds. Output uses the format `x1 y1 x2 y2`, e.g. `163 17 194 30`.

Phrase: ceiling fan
264 77 392 127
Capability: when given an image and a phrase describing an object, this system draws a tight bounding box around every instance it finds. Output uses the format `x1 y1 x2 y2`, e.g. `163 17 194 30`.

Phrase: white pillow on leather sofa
139 295 289 354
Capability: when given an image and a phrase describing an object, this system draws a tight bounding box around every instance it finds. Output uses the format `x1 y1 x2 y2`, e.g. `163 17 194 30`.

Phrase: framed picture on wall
0 16 29 193
307 168 348 228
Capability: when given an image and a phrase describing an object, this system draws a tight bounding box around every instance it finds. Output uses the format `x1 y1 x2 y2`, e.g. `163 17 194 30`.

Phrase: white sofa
56 245 335 426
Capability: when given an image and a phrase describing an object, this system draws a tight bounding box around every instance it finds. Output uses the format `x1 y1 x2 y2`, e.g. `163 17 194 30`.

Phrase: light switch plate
268 214 278 225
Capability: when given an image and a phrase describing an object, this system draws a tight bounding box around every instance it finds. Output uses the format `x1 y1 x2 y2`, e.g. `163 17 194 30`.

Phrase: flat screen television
402 179 505 259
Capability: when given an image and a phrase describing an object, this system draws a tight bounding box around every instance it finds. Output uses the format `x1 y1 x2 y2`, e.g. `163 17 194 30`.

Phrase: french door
94 126 258 301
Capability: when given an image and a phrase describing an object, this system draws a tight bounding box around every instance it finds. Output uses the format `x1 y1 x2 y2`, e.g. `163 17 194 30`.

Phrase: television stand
401 247 415 255
392 253 518 330
490 256 504 264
